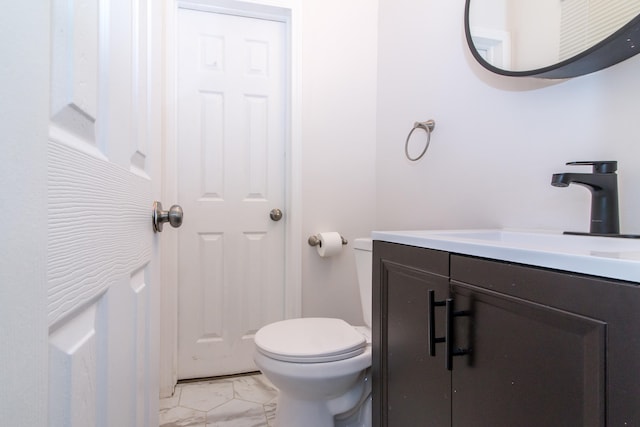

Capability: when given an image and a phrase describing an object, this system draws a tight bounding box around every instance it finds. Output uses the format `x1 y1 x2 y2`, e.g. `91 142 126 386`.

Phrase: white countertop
371 229 640 283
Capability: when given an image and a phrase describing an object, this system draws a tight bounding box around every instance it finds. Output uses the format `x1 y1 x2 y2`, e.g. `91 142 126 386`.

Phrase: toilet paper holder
308 234 348 247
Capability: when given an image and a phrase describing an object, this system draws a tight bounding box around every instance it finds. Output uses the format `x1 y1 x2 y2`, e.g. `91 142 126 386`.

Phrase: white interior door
46 1 162 426
176 7 288 379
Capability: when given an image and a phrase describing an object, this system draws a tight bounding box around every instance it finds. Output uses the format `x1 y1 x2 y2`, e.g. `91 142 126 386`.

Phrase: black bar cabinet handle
445 298 471 371
428 290 446 356
445 298 454 370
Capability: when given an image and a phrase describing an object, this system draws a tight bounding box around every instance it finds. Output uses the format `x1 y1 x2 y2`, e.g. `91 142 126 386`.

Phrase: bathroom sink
371 229 640 282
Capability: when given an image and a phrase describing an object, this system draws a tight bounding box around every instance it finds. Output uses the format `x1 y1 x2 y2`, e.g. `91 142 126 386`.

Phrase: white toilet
253 238 373 427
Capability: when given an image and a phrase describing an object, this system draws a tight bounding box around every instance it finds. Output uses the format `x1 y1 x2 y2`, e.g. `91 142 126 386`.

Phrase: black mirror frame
464 0 640 79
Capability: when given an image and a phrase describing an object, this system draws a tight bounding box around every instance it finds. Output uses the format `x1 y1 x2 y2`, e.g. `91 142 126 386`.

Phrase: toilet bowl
253 238 373 427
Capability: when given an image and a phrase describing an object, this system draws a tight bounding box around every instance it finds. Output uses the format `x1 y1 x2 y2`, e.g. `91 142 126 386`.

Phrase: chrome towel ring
405 119 436 161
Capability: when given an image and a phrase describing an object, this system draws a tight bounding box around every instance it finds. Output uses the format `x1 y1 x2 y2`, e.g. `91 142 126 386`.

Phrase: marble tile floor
159 372 278 427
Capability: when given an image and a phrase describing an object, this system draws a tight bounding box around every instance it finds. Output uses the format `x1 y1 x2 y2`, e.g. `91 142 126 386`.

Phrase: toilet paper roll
316 232 343 258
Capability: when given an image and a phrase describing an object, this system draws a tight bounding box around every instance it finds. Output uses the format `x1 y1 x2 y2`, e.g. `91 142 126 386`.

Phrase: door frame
160 0 302 396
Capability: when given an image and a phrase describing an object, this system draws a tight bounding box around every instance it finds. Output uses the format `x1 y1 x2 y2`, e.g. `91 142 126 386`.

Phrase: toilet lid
254 318 367 363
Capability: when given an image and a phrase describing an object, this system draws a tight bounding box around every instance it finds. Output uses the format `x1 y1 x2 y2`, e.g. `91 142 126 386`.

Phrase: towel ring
405 119 436 161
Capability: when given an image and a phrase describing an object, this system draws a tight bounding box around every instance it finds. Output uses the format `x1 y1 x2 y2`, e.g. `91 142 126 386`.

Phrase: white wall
376 0 640 236
300 0 378 324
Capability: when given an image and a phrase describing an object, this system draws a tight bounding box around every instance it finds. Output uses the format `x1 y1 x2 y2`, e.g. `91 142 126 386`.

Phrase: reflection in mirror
466 0 640 78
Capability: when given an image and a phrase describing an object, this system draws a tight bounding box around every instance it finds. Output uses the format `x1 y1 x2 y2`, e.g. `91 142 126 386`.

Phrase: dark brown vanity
372 238 640 427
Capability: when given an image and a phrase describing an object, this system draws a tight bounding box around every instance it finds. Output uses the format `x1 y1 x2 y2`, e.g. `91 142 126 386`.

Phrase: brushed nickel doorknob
153 201 183 232
270 208 283 221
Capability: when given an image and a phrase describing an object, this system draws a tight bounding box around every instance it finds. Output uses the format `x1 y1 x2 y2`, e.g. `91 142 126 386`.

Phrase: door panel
177 8 287 379
451 282 606 427
372 242 452 427
48 303 99 426
385 264 451 427
47 0 158 425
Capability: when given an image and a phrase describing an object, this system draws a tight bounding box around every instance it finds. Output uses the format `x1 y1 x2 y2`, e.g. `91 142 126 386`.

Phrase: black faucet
551 161 620 235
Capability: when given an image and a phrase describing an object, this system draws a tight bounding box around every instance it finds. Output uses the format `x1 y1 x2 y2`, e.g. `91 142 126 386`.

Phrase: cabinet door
373 242 450 427
452 253 640 425
450 282 606 427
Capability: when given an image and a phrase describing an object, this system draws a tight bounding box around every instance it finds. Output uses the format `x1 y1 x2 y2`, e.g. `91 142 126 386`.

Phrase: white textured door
177 8 287 379
47 1 161 426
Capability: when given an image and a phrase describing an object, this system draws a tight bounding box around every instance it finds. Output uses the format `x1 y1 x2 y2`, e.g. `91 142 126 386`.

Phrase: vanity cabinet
372 241 640 427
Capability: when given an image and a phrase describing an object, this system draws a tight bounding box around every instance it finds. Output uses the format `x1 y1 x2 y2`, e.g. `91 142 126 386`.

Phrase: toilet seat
254 318 367 363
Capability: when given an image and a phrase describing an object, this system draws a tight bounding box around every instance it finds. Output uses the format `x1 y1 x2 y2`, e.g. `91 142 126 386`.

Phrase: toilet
253 238 373 427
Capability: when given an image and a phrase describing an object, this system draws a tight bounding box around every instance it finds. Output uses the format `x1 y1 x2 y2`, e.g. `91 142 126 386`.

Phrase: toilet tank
353 238 373 328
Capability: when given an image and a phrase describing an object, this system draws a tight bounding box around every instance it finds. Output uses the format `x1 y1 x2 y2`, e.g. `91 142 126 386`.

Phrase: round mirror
465 0 640 78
